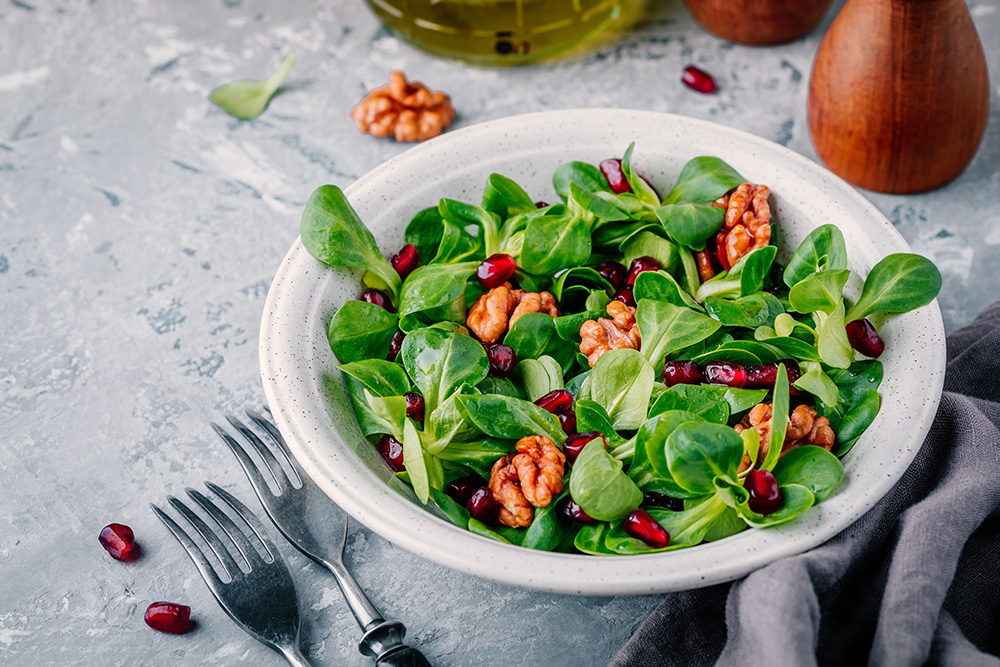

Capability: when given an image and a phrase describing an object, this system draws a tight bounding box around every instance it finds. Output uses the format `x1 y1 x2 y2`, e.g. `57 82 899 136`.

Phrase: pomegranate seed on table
386 330 404 362
624 509 670 549
467 487 500 523
642 492 684 512
662 360 705 386
99 523 140 562
563 431 606 464
389 243 420 281
558 410 577 435
846 318 886 358
595 261 628 291
487 344 516 377
144 602 193 635
560 498 599 525
612 287 636 308
377 434 405 472
404 392 425 422
599 158 632 194
704 360 747 387
445 475 482 506
476 253 517 290
360 288 395 313
535 389 574 415
626 256 660 285
744 469 784 515
534 200 549 208
682 65 717 94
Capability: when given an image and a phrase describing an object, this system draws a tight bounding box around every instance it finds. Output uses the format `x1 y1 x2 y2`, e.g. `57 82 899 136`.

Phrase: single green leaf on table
326 300 399 364
663 156 744 205
400 325 489 415
481 173 537 220
655 202 726 249
552 161 611 201
782 224 848 288
788 269 851 315
845 253 942 321
455 394 565 444
397 261 478 324
621 231 679 275
633 270 702 310
665 421 745 495
760 363 790 471
772 445 844 502
621 142 661 207
636 299 722 369
583 348 655 430
569 439 644 521
209 50 296 120
814 301 855 369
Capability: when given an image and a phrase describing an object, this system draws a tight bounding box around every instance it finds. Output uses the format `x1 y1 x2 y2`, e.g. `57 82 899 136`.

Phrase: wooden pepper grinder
808 0 990 194
684 0 833 45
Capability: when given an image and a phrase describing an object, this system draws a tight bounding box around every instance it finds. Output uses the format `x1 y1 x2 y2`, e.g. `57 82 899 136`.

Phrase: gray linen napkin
612 301 1000 667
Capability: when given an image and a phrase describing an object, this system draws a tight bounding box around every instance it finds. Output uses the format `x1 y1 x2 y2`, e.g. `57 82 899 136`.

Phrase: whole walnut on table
350 71 455 143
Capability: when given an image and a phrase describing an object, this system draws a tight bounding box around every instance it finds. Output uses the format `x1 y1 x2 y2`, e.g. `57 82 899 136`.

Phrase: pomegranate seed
377 434 405 472
487 344 516 377
612 287 636 308
386 330 404 362
595 261 628 291
744 469 784 515
744 361 801 394
445 475 482 506
599 158 632 194
846 319 885 358
404 391 425 422
662 360 704 386
535 200 549 208
682 65 717 94
704 360 747 387
360 288 395 313
144 602 193 634
626 256 660 285
476 253 517 290
624 509 670 549
467 486 500 523
534 389 574 415
389 243 420 281
560 498 599 525
99 523 140 562
559 410 577 435
642 492 684 512
563 431 606 464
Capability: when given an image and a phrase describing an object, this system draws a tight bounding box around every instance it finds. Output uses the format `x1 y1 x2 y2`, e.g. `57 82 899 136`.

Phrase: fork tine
246 409 304 485
225 416 292 494
186 488 264 567
206 482 282 563
212 422 280 502
151 503 227 591
167 495 247 578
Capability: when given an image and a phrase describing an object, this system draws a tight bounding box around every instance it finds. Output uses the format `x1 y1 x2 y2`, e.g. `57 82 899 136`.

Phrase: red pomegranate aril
389 243 420 281
563 431 606 464
624 509 670 549
535 389 574 415
558 409 577 435
476 253 517 290
745 363 779 388
682 65 717 94
487 344 516 377
626 256 661 285
704 360 748 387
377 434 405 472
467 487 500 523
144 602 193 635
445 475 482 506
99 523 140 562
599 158 632 194
846 318 886 358
560 498 599 525
595 261 628 291
360 288 395 313
642 492 684 512
535 200 549 208
662 360 704 386
404 391 425 422
386 330 404 362
744 469 784 515
612 287 636 308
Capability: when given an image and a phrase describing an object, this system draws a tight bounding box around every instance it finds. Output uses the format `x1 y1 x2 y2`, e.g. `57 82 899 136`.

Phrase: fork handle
377 646 432 666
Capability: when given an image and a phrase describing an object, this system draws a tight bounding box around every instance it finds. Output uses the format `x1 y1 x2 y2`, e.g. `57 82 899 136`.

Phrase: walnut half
350 71 455 143
579 301 642 367
735 402 835 470
713 183 772 270
489 435 566 528
466 285 560 344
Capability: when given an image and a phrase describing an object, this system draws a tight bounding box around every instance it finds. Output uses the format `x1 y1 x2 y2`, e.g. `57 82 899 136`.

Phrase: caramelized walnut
489 456 533 528
511 435 566 508
350 71 455 143
735 402 835 466
712 183 772 270
466 285 560 344
579 301 642 367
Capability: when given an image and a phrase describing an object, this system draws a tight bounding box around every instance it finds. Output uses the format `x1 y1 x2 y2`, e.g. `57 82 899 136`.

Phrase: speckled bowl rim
260 109 945 596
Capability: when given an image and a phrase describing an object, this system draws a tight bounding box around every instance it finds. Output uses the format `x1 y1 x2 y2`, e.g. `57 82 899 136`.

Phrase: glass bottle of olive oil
364 0 621 65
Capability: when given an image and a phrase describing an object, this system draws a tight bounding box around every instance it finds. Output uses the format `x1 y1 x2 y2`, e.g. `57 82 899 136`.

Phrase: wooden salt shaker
807 0 990 193
683 0 834 45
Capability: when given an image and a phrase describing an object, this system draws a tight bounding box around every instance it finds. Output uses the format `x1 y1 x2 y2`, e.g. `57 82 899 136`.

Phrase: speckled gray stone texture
0 0 996 665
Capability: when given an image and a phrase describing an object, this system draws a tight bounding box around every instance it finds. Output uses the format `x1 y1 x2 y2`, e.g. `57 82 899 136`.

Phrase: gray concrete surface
1 0 997 664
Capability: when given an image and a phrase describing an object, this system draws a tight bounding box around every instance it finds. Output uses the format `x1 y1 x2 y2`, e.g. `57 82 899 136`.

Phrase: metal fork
151 484 312 666
212 409 431 667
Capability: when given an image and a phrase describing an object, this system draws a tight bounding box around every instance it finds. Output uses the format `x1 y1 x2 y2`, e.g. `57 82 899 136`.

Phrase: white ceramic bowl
259 109 945 595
